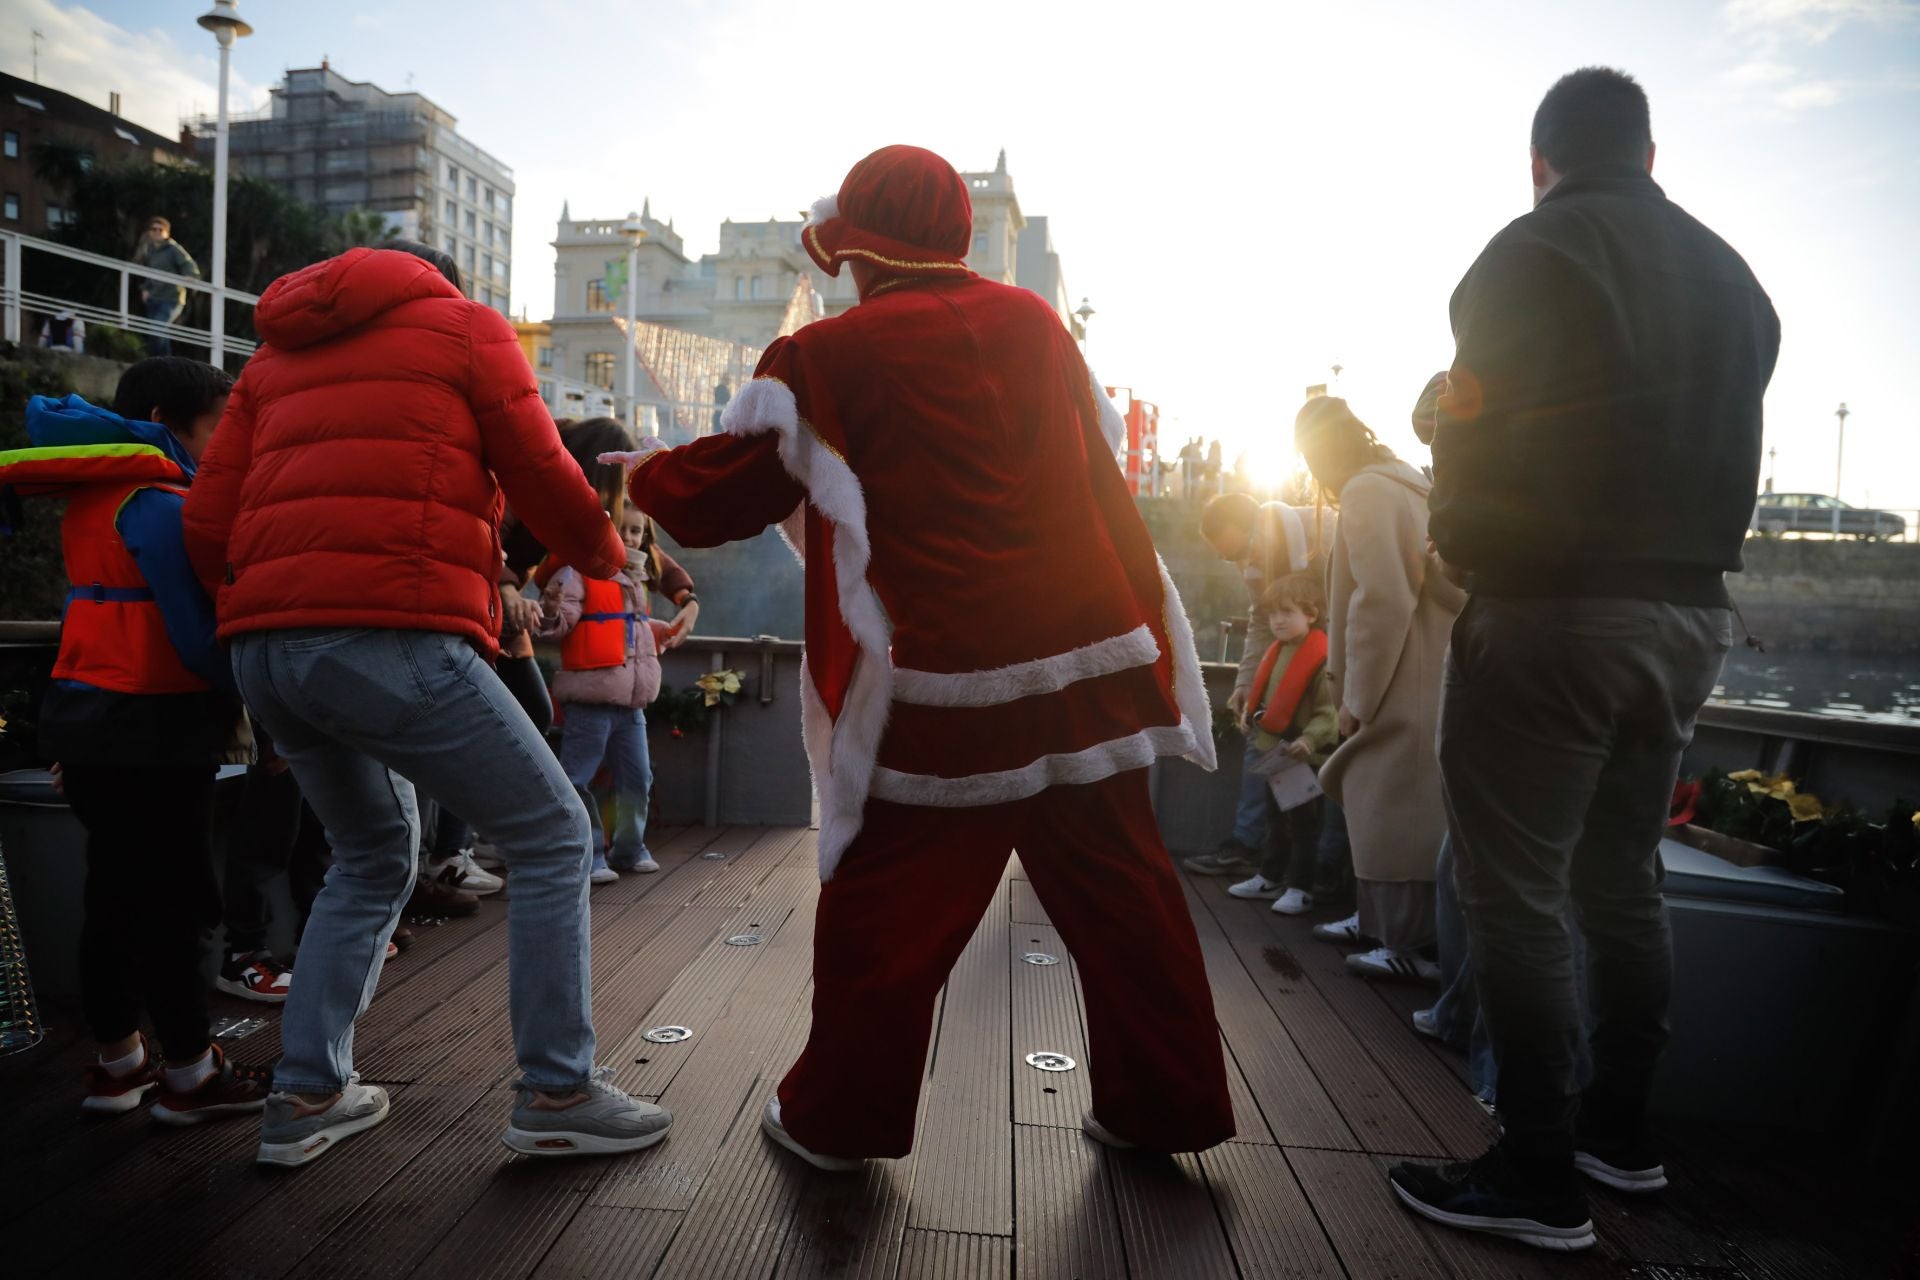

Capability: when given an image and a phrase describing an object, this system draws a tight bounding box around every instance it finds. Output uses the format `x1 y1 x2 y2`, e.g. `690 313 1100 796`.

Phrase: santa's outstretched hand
597 438 670 475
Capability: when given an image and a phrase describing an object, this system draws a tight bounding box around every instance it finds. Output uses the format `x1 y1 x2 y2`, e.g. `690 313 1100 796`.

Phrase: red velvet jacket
631 274 1213 875
183 249 623 658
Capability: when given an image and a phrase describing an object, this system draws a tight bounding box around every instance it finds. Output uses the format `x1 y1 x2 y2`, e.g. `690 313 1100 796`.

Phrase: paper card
1266 758 1324 812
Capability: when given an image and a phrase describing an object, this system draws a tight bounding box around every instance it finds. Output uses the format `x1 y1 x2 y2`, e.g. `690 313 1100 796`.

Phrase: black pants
223 758 329 955
431 653 554 858
1257 792 1326 891
1439 596 1729 1161
65 762 221 1057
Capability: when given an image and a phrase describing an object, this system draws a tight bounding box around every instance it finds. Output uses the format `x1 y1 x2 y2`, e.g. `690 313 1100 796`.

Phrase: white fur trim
1156 555 1218 772
806 195 839 227
775 502 807 566
892 624 1158 708
1089 371 1127 457
724 376 892 879
869 720 1202 807
1275 504 1310 573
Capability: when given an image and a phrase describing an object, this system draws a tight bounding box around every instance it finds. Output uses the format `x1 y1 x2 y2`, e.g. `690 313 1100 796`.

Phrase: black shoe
1574 1122 1667 1194
1388 1145 1596 1252
1182 839 1260 876
406 875 480 919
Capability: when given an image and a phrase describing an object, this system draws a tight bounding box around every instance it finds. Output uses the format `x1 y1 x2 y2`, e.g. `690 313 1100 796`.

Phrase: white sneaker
1411 1008 1443 1040
1311 912 1363 944
761 1097 863 1172
470 841 506 870
1081 1110 1136 1150
589 860 619 886
630 855 659 874
1345 946 1441 983
1272 888 1315 916
425 851 504 896
1227 875 1283 900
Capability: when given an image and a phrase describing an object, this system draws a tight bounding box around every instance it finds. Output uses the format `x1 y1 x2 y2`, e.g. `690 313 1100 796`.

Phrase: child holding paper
1228 571 1339 915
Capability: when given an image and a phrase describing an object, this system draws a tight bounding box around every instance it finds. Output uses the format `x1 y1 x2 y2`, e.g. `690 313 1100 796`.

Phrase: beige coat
1319 460 1466 883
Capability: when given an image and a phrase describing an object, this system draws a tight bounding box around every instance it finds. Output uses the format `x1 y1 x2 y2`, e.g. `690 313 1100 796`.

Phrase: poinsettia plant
1672 768 1918 902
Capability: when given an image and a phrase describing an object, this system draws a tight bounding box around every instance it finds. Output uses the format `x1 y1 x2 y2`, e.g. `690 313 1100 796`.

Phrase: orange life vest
1248 628 1329 735
54 477 209 695
560 574 644 672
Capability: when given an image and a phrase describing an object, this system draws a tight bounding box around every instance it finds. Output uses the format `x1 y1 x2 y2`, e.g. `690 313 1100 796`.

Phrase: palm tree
327 208 401 254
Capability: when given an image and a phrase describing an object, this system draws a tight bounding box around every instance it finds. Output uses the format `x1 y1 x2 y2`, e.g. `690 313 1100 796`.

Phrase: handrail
1 228 260 365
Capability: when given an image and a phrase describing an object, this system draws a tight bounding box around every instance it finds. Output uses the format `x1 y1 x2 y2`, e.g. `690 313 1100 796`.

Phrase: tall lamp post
620 212 646 431
197 1 252 368
1832 402 1850 537
1074 297 1095 360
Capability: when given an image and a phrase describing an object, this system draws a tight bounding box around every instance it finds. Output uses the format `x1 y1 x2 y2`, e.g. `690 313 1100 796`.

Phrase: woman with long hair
1293 396 1465 981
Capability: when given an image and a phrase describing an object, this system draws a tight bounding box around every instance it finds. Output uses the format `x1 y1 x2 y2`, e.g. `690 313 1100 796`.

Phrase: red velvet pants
777 768 1234 1158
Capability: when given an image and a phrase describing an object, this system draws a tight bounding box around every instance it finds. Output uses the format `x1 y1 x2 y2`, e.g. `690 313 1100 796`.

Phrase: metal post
704 649 724 828
623 230 640 431
209 35 232 368
1832 403 1849 538
1 235 19 344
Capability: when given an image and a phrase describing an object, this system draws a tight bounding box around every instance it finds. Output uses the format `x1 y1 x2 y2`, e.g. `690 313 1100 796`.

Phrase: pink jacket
539 566 662 710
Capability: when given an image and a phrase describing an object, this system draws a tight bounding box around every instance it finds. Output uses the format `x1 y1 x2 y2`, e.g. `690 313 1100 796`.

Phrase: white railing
0 228 260 367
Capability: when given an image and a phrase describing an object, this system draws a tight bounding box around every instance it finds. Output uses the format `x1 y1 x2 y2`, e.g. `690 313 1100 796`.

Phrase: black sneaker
1182 839 1260 876
1388 1145 1596 1252
1574 1122 1668 1193
406 874 480 919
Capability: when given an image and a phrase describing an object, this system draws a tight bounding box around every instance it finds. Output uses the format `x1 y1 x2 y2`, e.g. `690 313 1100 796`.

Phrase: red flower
671 727 684 739
1668 780 1701 828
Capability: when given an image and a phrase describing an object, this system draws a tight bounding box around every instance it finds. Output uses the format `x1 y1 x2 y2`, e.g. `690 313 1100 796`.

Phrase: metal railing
1 228 261 367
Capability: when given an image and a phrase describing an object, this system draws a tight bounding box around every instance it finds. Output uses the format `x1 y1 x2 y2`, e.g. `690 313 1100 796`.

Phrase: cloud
1713 0 1918 112
0 0 271 137
1724 0 1917 41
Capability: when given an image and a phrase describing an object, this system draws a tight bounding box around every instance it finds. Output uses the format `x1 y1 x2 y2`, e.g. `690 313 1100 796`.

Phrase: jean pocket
284 630 436 738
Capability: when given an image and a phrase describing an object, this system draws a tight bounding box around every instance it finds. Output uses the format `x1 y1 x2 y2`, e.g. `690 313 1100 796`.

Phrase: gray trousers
1438 595 1730 1151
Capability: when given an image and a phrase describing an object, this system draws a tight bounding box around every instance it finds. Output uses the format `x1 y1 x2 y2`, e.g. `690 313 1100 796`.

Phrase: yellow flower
1762 776 1797 800
1787 792 1824 823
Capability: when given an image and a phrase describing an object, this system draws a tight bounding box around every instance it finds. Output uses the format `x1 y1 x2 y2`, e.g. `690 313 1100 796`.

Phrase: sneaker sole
1227 887 1283 900
81 1081 157 1115
1389 1179 1596 1252
1575 1151 1668 1193
1347 957 1441 984
1272 900 1315 915
258 1098 393 1168
589 874 619 886
759 1109 863 1172
152 1097 268 1127
501 1121 671 1157
214 977 289 1004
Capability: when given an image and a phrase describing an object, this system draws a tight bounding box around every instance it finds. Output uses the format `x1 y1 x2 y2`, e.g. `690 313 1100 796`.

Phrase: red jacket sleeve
629 432 802 548
466 304 624 579
181 370 258 602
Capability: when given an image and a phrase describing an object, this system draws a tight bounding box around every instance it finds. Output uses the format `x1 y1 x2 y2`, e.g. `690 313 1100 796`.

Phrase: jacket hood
25 393 197 478
254 247 465 351
1357 457 1432 498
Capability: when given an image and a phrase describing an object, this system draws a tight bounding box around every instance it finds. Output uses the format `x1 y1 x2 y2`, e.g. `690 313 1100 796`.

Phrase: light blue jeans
557 703 653 869
1229 736 1272 851
232 628 596 1094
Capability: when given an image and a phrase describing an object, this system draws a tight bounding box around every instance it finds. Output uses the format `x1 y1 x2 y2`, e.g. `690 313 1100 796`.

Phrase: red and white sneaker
216 950 293 1004
151 1044 273 1126
81 1034 161 1116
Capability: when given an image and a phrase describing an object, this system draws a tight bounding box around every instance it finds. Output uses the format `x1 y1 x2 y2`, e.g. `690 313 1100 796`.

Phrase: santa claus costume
626 145 1233 1160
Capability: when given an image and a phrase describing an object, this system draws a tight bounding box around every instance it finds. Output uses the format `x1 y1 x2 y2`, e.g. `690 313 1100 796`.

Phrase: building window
466 176 477 200
972 232 987 255
445 198 456 221
324 149 353 171
443 233 456 253
733 276 744 300
493 258 508 281
447 161 459 184
481 286 493 308
538 346 553 370
750 276 763 300
483 253 493 278
13 94 46 112
46 203 68 229
3 193 18 221
585 352 616 389
463 245 476 270
484 185 494 206
498 196 511 224
586 279 612 312
2 130 17 159
465 210 476 234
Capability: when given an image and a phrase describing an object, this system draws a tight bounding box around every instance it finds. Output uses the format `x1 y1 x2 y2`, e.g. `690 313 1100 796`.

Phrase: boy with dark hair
0 357 270 1124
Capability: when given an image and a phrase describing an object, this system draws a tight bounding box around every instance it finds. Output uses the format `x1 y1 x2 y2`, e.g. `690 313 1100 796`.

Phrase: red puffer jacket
183 248 623 659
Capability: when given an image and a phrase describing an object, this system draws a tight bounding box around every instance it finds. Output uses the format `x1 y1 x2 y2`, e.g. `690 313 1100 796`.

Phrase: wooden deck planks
771 1157 914 1280
1198 1140 1346 1279
1285 1146 1452 1280
1011 1122 1127 1280
530 1205 684 1279
1106 1151 1242 1280
905 878 1013 1236
896 1229 1013 1279
1009 922 1094 1129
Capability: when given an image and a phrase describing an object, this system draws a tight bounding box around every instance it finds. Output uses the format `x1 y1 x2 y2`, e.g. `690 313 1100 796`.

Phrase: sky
4 0 1918 509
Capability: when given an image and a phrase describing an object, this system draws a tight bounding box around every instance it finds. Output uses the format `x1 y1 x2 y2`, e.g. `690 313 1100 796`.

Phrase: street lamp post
1074 297 1095 360
1832 402 1850 537
620 212 646 432
197 2 252 369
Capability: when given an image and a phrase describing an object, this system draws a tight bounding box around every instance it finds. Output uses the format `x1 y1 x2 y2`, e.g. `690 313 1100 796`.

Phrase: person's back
1432 154 1778 605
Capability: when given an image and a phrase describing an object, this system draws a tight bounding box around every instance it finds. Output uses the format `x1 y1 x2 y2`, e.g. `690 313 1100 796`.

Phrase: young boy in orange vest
1227 571 1340 916
0 357 270 1123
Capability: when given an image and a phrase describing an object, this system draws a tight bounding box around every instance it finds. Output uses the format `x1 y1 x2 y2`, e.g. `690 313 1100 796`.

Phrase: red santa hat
803 145 975 280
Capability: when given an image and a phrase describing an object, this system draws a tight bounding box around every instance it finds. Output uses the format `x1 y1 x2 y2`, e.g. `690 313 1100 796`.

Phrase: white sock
99 1042 147 1077
164 1048 218 1093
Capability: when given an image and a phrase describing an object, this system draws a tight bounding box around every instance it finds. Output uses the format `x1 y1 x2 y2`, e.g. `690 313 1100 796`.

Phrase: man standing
132 217 201 356
614 145 1232 1168
1389 69 1778 1251
1189 492 1322 878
